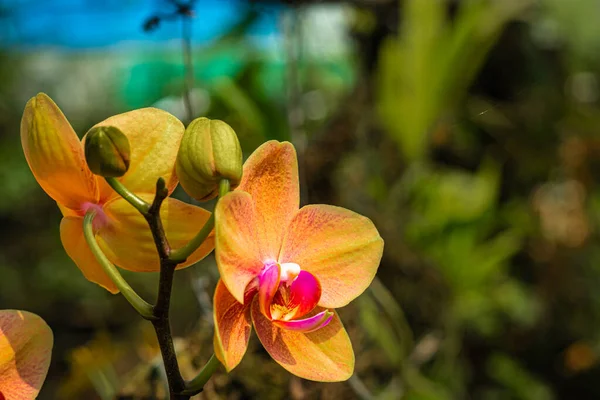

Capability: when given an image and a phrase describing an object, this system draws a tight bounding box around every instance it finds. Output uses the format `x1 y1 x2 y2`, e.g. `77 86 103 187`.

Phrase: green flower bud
176 117 243 201
84 126 131 177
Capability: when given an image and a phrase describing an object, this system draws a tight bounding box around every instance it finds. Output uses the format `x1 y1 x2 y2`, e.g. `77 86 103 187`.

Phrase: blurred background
2 0 600 398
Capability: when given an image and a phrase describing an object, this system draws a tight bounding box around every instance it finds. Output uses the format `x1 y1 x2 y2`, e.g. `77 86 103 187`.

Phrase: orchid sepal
251 303 355 382
0 310 54 399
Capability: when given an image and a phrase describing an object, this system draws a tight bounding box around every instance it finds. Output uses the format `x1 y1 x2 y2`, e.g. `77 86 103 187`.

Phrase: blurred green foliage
378 0 530 160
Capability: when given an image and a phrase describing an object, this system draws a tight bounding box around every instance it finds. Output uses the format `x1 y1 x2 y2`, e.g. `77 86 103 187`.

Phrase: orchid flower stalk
20 94 223 398
19 95 384 397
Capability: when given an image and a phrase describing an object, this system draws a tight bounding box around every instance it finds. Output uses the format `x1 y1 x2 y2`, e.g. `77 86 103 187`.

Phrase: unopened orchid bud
84 126 131 177
176 117 242 201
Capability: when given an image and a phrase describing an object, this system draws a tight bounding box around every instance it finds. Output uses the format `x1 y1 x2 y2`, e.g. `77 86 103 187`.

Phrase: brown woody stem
143 178 188 398
105 175 223 398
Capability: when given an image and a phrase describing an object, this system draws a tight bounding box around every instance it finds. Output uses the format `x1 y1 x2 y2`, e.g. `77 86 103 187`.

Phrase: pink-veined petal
89 108 185 202
258 262 280 319
279 205 384 308
215 191 266 303
60 216 119 293
98 195 214 272
21 93 98 210
213 280 252 372
0 310 53 400
238 141 299 260
271 270 321 321
272 310 333 333
251 300 354 382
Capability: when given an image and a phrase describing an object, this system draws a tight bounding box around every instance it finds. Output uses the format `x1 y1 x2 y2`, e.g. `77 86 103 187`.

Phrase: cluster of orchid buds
1 93 384 399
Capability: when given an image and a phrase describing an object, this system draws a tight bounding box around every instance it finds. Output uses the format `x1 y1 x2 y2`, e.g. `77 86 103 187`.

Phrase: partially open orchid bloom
0 310 53 399
21 93 214 293
213 141 384 381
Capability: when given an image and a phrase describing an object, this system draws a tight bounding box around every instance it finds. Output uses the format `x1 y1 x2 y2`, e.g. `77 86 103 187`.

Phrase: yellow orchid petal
60 217 119 293
213 280 252 372
251 300 354 382
89 108 185 202
215 191 266 304
279 205 384 308
0 310 53 400
21 93 98 210
57 202 79 217
237 141 299 260
98 195 213 272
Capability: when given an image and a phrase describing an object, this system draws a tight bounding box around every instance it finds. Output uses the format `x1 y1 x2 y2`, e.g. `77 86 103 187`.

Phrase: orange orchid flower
213 141 384 381
21 93 214 293
0 310 53 399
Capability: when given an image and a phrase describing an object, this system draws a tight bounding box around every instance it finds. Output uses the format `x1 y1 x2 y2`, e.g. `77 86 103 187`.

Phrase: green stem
82 210 155 320
181 354 220 396
105 177 150 215
218 178 231 198
168 179 230 263
169 214 214 263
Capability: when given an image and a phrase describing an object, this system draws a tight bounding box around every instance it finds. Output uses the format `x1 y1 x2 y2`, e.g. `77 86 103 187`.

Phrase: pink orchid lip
255 260 323 322
272 310 334 332
278 270 321 321
258 262 280 319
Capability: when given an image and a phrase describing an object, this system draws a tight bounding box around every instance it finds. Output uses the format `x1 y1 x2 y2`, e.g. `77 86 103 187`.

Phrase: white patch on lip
279 262 301 282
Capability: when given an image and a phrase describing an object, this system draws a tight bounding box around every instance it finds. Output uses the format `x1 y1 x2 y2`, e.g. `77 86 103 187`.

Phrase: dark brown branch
145 178 189 399
147 178 171 259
